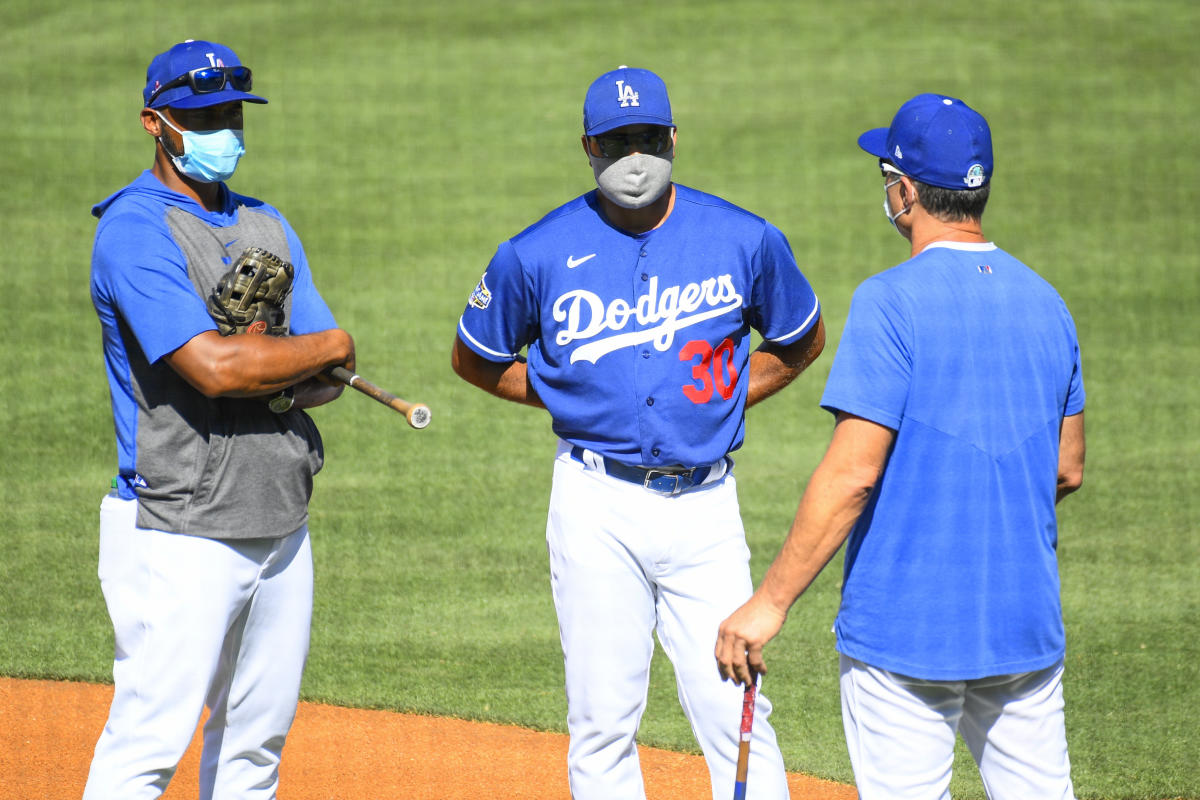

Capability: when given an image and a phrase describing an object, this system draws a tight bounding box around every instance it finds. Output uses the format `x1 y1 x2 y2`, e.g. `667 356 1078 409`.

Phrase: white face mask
154 109 245 183
592 152 673 209
882 175 910 231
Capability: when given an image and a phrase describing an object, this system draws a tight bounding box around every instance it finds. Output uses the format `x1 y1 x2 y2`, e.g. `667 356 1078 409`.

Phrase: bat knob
409 405 432 429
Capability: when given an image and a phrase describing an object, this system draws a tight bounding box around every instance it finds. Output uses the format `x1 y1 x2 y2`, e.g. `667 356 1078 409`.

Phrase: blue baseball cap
858 93 992 190
143 40 267 109
583 66 673 136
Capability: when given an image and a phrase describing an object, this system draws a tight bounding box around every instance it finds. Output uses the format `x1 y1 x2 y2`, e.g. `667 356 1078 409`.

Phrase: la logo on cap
616 79 639 108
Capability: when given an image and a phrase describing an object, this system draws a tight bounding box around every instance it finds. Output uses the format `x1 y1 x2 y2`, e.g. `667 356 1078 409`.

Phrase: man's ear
141 107 162 137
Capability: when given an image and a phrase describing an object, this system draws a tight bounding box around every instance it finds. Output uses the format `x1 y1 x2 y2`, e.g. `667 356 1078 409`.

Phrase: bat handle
733 674 758 800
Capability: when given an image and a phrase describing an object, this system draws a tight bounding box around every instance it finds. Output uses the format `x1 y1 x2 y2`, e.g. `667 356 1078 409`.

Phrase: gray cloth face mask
592 152 673 209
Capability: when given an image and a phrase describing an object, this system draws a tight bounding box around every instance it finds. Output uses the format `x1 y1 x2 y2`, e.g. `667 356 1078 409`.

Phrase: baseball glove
207 246 294 336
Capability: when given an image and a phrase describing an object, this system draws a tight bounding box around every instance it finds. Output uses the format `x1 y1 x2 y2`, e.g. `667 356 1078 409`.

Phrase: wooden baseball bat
326 366 431 429
733 674 758 800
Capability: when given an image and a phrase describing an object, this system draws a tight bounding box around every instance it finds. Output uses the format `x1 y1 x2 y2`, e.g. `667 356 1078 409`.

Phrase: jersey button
652 447 660 457
646 397 654 406
641 350 649 358
641 273 649 281
639 250 647 257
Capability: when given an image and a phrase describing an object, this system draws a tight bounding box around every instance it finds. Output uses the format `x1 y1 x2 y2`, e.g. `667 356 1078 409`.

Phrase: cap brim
586 114 674 136
151 90 268 109
857 127 889 159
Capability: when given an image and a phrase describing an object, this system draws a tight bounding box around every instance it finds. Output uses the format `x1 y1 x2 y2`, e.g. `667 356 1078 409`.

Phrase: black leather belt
570 446 726 495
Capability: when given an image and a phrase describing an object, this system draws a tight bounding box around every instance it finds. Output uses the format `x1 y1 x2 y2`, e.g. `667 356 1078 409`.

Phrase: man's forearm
228 330 354 395
745 318 825 408
167 328 355 398
481 359 545 407
756 414 892 612
757 459 872 612
451 337 544 408
292 376 345 409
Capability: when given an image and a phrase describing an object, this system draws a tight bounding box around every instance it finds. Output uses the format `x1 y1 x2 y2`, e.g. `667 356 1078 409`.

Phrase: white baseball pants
840 654 1076 800
83 494 313 800
547 444 789 800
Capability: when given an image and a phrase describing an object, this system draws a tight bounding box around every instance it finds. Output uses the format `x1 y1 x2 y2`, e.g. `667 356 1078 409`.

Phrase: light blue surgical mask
154 109 245 183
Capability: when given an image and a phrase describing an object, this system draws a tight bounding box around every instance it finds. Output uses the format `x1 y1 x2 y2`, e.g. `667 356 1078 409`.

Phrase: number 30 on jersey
680 338 739 404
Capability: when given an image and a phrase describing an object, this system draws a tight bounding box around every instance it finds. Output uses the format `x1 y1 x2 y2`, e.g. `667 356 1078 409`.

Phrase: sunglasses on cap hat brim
146 65 253 107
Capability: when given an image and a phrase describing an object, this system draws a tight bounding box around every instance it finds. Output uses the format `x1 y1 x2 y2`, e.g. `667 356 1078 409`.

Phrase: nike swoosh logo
224 239 239 249
567 253 596 269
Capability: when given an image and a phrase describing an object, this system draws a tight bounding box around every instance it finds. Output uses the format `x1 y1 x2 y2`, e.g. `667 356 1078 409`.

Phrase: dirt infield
0 677 854 799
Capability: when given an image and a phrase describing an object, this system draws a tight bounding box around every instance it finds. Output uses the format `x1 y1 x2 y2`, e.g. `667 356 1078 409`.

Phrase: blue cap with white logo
143 40 267 109
583 66 673 136
858 93 992 190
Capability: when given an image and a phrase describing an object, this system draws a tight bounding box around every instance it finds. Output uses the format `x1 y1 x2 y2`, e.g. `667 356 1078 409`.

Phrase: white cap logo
894 145 903 160
616 79 640 108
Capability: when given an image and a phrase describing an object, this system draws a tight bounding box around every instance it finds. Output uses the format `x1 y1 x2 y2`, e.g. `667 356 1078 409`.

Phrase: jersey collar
919 241 997 255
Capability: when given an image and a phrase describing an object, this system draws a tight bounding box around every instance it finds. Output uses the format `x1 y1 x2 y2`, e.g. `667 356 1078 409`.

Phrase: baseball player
85 40 355 799
452 67 825 800
715 94 1086 800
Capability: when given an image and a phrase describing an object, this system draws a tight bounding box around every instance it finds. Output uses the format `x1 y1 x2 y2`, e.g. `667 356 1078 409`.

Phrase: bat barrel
326 367 431 429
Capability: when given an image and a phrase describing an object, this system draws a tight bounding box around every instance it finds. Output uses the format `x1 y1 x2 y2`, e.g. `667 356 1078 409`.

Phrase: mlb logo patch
978 264 992 274
468 274 492 310
965 164 986 188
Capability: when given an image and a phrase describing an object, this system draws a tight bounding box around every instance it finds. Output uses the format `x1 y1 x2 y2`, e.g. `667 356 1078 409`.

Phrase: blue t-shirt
457 185 820 468
821 242 1085 680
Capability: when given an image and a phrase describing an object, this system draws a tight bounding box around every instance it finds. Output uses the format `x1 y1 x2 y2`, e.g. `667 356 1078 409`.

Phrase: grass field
1 1 1197 797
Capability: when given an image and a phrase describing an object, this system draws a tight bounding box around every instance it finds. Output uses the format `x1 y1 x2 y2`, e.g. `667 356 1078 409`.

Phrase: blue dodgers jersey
820 242 1085 681
458 185 820 468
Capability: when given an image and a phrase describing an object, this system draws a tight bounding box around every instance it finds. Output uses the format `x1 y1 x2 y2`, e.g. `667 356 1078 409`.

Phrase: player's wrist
754 582 795 621
325 329 355 364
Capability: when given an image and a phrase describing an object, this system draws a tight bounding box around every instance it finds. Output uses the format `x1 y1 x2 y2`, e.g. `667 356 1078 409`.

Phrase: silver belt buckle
644 468 694 495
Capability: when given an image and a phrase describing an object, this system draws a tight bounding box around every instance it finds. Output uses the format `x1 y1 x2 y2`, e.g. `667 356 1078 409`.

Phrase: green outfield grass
1 1 1197 797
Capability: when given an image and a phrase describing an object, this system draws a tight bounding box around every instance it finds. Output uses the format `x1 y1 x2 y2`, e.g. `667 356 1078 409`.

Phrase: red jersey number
680 338 739 404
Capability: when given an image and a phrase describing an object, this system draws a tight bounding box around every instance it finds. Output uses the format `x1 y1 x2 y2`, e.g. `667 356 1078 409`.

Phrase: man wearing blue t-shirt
716 94 1086 800
453 67 825 800
85 40 355 799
